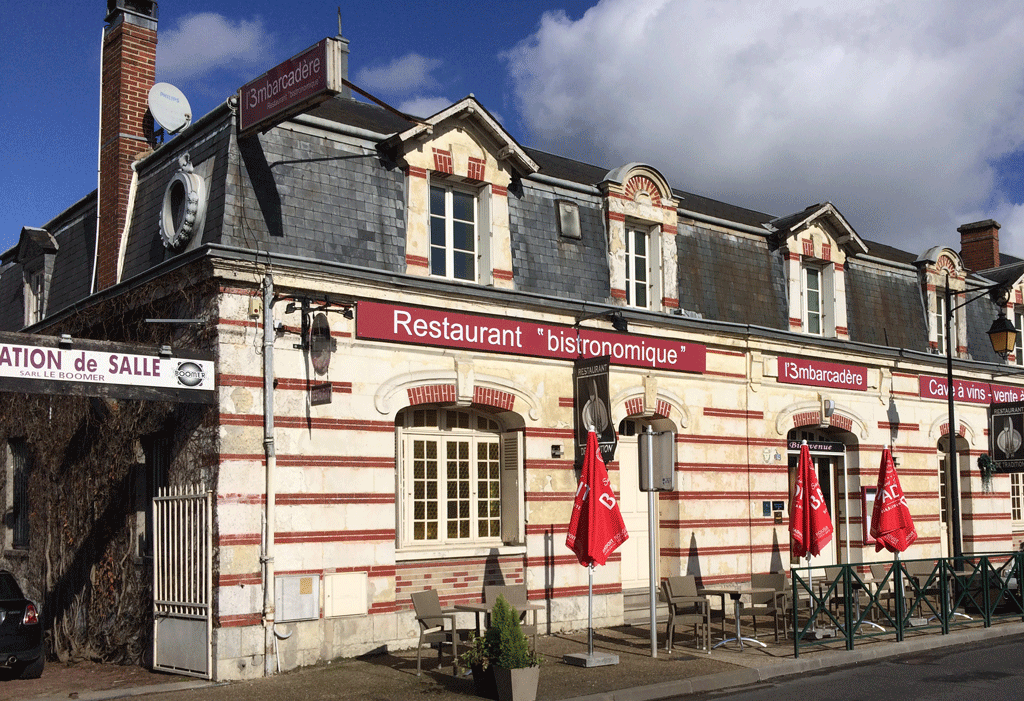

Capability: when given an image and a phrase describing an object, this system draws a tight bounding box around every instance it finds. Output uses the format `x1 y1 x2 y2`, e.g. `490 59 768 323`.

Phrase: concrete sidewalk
6 619 1023 701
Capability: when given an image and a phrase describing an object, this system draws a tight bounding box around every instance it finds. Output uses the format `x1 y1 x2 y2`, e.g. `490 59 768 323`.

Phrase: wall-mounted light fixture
159 345 173 358
573 308 629 333
818 394 835 427
59 334 73 348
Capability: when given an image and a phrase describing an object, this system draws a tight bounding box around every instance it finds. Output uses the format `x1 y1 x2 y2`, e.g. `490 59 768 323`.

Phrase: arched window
396 407 523 549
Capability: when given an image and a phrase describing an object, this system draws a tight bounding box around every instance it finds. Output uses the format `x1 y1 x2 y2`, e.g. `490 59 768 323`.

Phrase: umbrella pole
565 562 619 667
588 563 594 656
806 554 814 630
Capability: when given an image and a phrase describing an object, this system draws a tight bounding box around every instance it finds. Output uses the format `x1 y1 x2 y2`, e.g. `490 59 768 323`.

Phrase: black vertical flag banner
574 355 616 465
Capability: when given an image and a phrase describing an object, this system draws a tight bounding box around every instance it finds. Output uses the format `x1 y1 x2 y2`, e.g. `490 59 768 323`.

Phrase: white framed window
625 225 653 309
803 265 823 335
397 408 522 549
430 184 477 282
24 268 44 325
1012 473 1023 524
1014 307 1023 366
935 291 948 352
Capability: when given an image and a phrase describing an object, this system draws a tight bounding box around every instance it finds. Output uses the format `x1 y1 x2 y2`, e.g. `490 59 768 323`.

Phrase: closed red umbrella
566 430 628 566
565 429 629 665
870 446 917 553
790 441 834 558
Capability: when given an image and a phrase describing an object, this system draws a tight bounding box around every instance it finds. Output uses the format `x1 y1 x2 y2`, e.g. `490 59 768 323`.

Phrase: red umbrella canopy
870 447 918 553
790 442 834 558
566 430 629 566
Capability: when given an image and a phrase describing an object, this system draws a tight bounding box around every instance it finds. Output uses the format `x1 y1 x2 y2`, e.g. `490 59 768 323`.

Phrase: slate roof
6 90 1018 371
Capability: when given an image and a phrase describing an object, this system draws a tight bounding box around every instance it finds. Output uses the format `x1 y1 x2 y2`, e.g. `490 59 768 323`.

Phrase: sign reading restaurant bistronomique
356 302 706 373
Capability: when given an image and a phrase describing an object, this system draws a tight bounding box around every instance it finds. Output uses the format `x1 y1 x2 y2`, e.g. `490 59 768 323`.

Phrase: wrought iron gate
153 487 213 678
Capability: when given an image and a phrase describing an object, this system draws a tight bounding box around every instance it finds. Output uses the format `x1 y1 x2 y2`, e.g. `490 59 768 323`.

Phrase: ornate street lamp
944 277 1015 562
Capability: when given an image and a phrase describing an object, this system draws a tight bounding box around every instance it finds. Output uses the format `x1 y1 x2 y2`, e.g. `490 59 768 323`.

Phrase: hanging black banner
574 355 616 465
990 401 1024 472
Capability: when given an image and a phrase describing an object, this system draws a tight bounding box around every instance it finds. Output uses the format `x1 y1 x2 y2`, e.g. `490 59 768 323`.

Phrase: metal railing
790 552 1024 657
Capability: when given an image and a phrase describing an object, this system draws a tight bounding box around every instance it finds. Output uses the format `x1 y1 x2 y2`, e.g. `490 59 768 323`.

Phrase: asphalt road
683 636 1024 701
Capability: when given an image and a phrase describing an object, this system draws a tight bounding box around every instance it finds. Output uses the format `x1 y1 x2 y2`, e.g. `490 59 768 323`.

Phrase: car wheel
17 655 44 680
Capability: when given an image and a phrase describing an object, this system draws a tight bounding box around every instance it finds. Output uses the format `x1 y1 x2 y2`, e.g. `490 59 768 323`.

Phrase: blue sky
4 1 1024 259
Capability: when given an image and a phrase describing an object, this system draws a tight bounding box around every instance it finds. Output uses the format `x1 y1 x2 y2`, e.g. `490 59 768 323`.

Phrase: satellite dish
148 82 192 134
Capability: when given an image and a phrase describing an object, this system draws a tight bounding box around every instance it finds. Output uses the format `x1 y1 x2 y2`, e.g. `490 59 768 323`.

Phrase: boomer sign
356 301 706 373
0 331 215 403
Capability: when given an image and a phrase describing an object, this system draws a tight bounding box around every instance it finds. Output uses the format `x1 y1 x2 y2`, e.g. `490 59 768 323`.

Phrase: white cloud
505 0 1024 255
356 53 443 95
397 96 455 120
157 13 270 82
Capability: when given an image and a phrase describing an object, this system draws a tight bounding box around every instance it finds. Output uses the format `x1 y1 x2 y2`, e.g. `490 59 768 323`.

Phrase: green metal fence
791 552 1024 657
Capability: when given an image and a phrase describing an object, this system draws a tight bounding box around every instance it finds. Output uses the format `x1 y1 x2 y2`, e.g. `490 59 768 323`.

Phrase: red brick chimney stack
97 0 158 291
957 219 1001 272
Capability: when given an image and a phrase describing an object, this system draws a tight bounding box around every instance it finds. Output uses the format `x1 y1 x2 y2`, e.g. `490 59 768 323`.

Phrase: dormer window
380 97 539 290
803 265 823 335
771 203 863 341
24 267 44 325
625 225 653 308
935 291 950 352
14 226 57 328
430 184 477 281
1015 307 1024 366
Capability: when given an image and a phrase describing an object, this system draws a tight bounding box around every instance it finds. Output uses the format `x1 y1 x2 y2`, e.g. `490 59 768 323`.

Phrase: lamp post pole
944 279 964 563
941 274 1017 564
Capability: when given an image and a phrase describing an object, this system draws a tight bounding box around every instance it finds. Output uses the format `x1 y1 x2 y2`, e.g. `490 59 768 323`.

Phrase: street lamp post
943 275 1017 562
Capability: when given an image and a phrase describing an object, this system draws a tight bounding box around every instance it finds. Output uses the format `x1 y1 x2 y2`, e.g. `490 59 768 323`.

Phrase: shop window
397 408 522 549
430 183 478 282
7 438 30 549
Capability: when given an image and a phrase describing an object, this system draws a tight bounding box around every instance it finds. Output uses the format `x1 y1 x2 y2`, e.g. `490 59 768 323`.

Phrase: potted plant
485 596 540 701
459 632 497 699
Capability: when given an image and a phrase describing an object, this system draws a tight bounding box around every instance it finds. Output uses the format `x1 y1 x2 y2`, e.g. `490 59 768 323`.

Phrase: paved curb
562 622 1024 701
41 678 224 701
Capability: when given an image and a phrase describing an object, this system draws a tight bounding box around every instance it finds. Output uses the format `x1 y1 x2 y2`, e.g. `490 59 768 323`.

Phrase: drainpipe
262 273 277 676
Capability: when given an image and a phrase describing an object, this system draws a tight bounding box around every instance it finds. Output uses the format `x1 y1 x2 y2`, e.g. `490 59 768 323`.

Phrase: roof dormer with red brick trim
767 203 867 340
380 97 538 289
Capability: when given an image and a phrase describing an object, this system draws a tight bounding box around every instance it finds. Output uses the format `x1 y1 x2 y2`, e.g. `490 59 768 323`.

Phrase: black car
0 570 43 679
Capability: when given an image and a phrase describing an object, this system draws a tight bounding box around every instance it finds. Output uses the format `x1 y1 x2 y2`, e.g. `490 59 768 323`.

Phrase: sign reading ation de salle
238 38 343 136
0 331 215 403
356 301 706 373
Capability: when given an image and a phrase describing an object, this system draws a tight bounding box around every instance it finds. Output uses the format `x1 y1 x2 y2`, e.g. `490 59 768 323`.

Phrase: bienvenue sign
355 301 706 373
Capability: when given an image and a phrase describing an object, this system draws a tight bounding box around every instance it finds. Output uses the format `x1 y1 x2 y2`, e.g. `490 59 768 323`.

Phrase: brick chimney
957 219 1001 272
96 0 158 291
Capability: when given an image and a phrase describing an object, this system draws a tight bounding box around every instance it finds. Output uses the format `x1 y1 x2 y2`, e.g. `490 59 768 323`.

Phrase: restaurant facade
2 2 1024 681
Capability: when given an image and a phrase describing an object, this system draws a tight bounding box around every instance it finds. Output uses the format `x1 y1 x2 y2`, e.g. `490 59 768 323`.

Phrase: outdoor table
698 585 776 649
454 601 544 636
